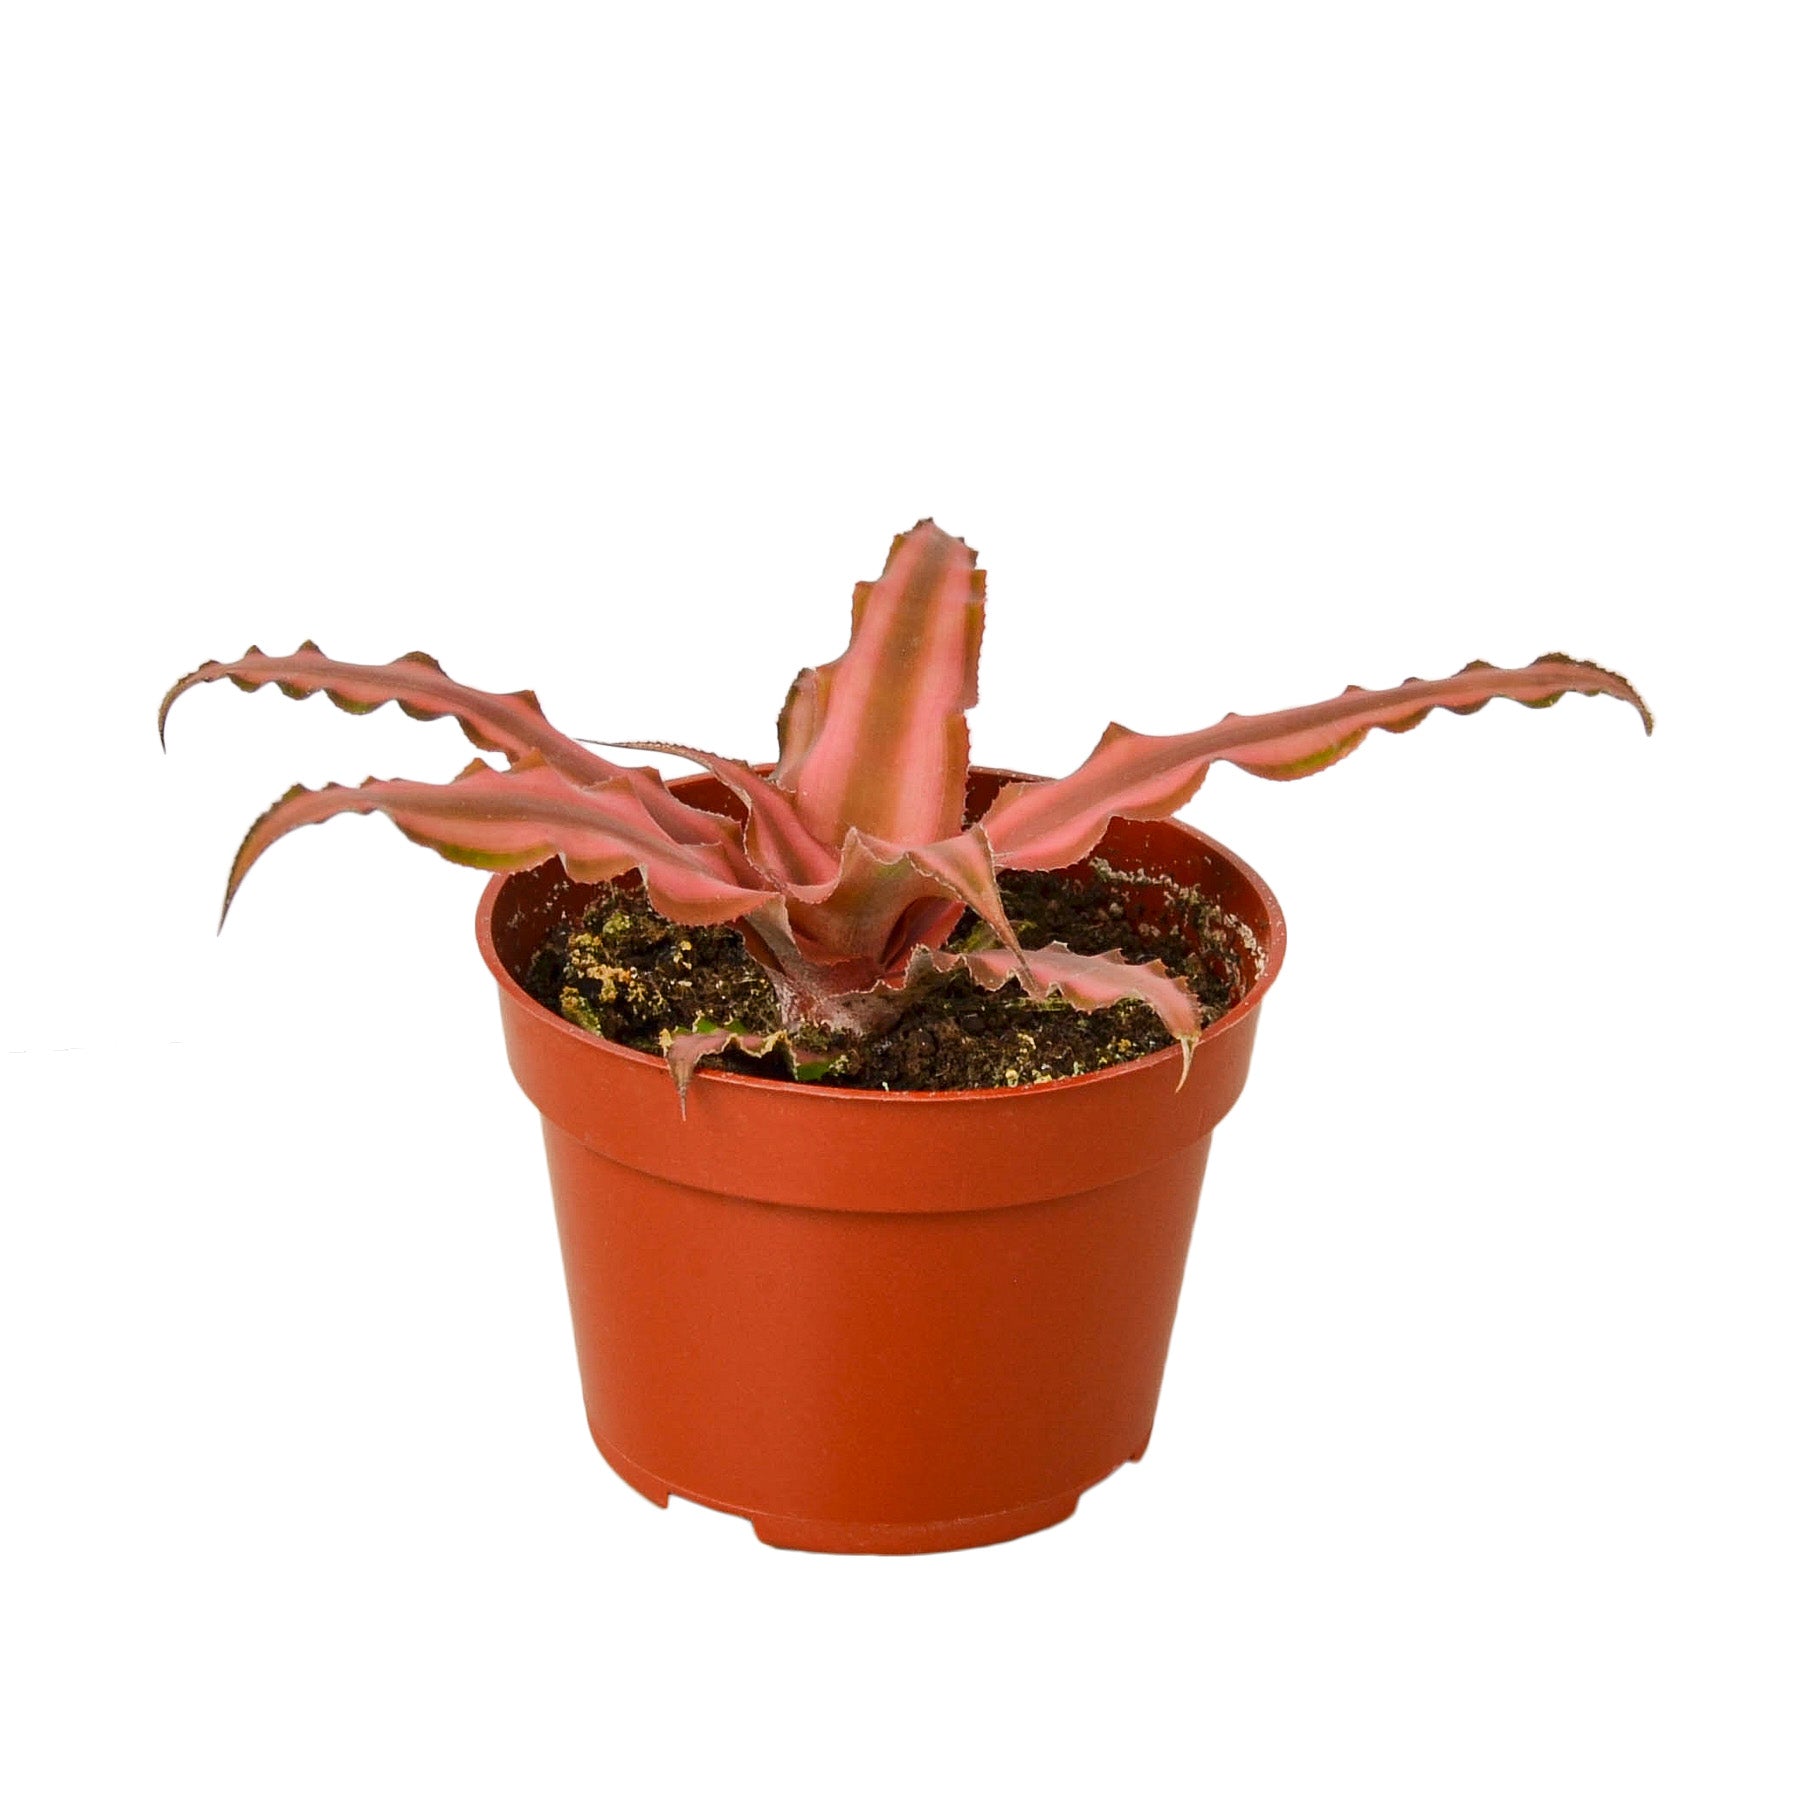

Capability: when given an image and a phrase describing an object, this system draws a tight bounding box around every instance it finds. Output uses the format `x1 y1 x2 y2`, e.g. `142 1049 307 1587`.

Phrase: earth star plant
162 520 1651 1095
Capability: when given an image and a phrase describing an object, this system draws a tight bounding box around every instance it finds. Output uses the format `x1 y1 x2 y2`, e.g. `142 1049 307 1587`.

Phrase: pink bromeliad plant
162 521 1650 1093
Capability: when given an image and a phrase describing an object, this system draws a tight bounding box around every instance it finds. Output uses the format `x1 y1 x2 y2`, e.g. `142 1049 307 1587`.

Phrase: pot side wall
478 772 1285 1553
544 1123 1212 1550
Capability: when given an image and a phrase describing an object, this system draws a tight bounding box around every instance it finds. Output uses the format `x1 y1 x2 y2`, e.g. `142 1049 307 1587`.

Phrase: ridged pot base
589 1427 1155 1553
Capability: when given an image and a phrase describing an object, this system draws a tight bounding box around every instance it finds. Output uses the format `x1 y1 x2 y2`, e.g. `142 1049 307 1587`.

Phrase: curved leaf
659 1021 839 1111
898 940 1203 1085
982 654 1653 871
602 749 1025 985
219 754 781 932
604 740 842 888
773 665 831 785
781 825 1024 982
778 520 986 847
160 643 740 850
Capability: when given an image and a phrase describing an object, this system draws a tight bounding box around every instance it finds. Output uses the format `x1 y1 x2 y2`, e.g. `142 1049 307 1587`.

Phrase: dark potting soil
522 858 1259 1092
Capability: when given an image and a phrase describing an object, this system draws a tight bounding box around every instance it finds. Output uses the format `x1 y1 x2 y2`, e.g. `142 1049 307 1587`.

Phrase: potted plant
162 520 1650 1552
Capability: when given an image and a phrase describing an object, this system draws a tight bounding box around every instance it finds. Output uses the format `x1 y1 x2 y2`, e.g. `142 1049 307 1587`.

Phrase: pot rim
476 767 1287 1107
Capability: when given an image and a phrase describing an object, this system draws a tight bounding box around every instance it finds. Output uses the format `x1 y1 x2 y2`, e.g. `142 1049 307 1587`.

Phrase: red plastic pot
477 771 1286 1553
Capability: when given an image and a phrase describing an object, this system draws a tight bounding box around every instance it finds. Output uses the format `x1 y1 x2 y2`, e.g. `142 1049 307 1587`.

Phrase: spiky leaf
981 654 1654 871
659 1020 839 1111
220 755 783 936
899 940 1204 1084
780 825 1024 985
160 643 739 849
607 740 841 887
778 520 986 848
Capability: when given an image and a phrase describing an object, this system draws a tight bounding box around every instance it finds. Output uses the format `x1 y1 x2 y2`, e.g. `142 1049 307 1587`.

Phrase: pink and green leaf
605 746 1025 983
773 665 831 786
219 754 781 931
981 654 1654 871
778 520 986 848
780 825 1024 982
606 740 843 888
160 643 741 850
899 941 1204 1084
659 1020 840 1111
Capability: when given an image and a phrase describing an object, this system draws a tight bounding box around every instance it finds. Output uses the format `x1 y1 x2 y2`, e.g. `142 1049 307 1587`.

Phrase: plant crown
162 521 1651 1093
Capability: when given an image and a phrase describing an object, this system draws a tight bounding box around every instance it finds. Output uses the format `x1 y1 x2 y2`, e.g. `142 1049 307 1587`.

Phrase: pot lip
476 767 1287 1106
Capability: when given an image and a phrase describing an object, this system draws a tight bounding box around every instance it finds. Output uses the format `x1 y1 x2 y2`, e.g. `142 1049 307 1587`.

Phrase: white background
3 3 1795 1795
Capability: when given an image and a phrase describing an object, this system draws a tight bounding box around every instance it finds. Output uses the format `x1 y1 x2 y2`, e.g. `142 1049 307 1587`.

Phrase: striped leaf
607 740 842 888
900 941 1204 1085
219 754 783 935
659 1021 840 1111
161 643 739 849
778 520 986 848
982 654 1653 871
780 826 1023 985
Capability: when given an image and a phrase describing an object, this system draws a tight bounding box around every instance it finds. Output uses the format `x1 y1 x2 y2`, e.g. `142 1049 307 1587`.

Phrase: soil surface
524 858 1258 1092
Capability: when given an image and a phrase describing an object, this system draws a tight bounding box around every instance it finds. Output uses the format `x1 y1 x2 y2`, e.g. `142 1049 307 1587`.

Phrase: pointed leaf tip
1541 652 1654 734
659 1022 805 1110
158 642 751 860
892 939 1204 1052
602 738 842 888
983 651 1653 871
212 761 779 943
777 520 988 847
